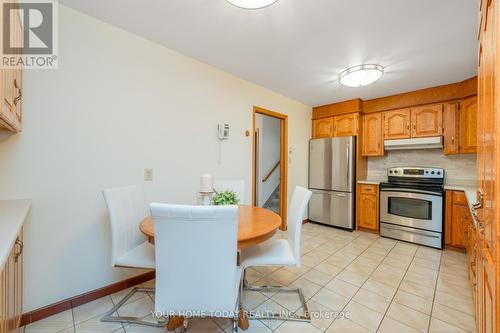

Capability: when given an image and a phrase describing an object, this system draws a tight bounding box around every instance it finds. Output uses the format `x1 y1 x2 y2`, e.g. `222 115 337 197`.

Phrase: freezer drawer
308 190 354 229
380 222 443 249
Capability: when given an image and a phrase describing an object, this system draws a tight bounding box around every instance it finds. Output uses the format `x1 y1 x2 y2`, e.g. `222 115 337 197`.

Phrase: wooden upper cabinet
361 113 384 156
460 96 478 153
333 113 358 137
384 108 411 139
444 102 460 154
411 104 443 138
312 117 333 138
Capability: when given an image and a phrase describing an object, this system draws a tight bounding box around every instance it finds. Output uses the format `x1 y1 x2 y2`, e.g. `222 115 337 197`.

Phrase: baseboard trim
302 219 309 224
20 270 155 327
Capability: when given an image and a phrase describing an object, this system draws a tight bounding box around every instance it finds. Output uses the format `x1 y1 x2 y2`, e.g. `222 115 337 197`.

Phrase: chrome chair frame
101 287 167 327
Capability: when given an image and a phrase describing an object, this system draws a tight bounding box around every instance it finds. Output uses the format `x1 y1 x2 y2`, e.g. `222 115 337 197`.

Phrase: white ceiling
59 0 479 106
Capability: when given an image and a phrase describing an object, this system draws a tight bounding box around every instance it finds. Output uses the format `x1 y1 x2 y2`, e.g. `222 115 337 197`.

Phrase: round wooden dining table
139 204 282 249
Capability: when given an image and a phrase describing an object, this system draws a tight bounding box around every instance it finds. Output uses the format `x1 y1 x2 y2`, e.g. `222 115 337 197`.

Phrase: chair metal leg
244 284 311 322
101 287 167 327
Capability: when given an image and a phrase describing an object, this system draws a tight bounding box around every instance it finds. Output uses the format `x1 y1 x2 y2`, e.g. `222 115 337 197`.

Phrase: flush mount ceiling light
338 64 384 87
226 0 278 9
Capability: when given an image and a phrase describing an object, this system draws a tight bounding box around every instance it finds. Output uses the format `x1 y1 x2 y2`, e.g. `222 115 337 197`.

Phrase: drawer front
359 184 378 194
452 191 467 205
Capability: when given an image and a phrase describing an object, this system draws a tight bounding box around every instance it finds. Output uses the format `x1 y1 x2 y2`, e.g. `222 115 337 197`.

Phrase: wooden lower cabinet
0 229 23 333
357 184 379 232
444 191 471 248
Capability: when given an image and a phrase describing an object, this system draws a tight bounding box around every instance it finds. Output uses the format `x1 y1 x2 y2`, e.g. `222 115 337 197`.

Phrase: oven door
380 189 443 232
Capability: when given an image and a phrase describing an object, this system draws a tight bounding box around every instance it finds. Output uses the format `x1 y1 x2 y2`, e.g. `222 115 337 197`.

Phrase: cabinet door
383 108 411 139
443 102 460 154
358 186 378 231
361 113 383 156
411 104 443 138
333 113 358 137
451 204 470 248
460 96 478 153
312 117 333 138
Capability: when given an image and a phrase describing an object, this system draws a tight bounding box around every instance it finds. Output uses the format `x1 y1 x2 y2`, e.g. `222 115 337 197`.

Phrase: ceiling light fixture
226 0 278 9
338 64 384 87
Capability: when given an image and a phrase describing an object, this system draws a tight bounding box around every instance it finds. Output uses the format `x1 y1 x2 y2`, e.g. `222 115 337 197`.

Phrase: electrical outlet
144 168 153 181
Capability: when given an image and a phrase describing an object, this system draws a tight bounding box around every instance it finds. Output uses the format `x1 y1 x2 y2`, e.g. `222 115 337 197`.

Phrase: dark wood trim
262 161 280 183
313 77 478 116
302 219 309 224
20 271 155 326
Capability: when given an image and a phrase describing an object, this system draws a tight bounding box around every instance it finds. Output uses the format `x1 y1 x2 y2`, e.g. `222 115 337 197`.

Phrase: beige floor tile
252 299 286 330
282 264 311 276
436 279 472 299
370 269 403 288
327 318 372 332
314 262 344 276
435 290 473 314
377 316 419 333
288 277 322 299
274 320 323 333
302 269 334 286
141 279 155 288
344 300 384 332
399 279 435 299
268 268 300 286
325 278 359 299
311 288 349 311
74 314 123 333
110 286 147 306
362 279 397 299
252 276 283 297
253 266 281 276
344 262 375 276
25 327 75 333
393 289 433 315
429 317 469 333
432 303 476 332
386 302 430 332
295 299 336 331
271 290 304 313
116 296 154 319
352 288 391 314
382 256 411 270
245 269 266 284
437 271 469 289
336 269 369 287
243 320 273 333
24 309 74 332
73 296 115 325
241 289 268 311
404 270 438 288
301 253 326 267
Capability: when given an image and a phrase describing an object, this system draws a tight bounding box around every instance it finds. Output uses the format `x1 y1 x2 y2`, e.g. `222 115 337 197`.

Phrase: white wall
367 150 477 185
0 6 311 312
257 114 281 206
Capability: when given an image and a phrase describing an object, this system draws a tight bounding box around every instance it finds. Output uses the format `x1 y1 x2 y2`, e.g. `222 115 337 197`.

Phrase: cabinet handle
451 136 455 144
13 79 22 106
413 122 416 131
406 123 410 130
15 238 23 262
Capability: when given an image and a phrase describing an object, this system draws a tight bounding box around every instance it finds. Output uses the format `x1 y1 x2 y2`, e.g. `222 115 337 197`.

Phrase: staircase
263 185 280 214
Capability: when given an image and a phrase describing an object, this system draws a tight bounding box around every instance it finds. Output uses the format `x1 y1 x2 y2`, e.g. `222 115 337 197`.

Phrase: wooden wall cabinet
312 117 333 138
444 191 472 248
383 108 411 139
0 229 23 333
443 97 478 155
460 96 478 153
361 113 384 156
411 104 443 138
357 184 379 231
333 113 358 137
0 0 23 133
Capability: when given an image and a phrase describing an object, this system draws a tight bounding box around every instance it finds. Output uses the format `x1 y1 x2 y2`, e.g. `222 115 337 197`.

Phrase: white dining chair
239 186 312 322
214 179 245 204
151 203 243 332
101 185 164 327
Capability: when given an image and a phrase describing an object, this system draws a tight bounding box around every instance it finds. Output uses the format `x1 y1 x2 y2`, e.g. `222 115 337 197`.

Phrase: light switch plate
144 168 153 181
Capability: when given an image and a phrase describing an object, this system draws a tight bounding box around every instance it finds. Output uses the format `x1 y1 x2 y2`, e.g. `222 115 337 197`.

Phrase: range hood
384 136 443 150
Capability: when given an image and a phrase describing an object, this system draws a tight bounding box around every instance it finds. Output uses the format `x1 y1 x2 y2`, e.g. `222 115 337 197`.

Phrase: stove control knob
389 170 393 174
437 171 441 175
431 171 435 175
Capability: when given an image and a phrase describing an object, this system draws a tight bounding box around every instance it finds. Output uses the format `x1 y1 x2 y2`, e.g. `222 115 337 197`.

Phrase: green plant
212 190 240 205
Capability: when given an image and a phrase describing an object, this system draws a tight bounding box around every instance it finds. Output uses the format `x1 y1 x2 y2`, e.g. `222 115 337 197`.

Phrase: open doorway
252 106 288 230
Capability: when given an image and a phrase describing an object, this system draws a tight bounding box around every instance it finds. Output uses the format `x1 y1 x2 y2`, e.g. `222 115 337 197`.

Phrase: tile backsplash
367 149 477 185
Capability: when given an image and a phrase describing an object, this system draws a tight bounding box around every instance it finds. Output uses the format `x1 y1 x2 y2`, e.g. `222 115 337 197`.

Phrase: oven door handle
380 188 442 196
383 224 441 239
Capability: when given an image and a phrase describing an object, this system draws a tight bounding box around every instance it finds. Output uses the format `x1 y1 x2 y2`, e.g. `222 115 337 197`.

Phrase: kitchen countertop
357 178 386 185
0 199 31 269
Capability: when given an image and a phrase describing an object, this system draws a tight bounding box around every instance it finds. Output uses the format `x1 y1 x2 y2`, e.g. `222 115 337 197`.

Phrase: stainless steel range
379 167 445 249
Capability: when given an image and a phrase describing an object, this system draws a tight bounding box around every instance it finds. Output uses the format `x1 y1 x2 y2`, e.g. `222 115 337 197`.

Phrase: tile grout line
324 237 398 332
373 245 422 333
426 250 443 333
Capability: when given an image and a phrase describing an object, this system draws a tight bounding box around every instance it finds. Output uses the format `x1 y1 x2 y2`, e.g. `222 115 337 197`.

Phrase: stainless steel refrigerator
308 137 356 229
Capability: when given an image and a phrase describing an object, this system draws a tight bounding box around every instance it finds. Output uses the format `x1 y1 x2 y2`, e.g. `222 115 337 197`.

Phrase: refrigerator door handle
346 145 350 189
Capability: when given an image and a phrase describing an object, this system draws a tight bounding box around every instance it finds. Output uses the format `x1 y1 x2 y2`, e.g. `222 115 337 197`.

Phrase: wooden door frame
252 106 288 231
